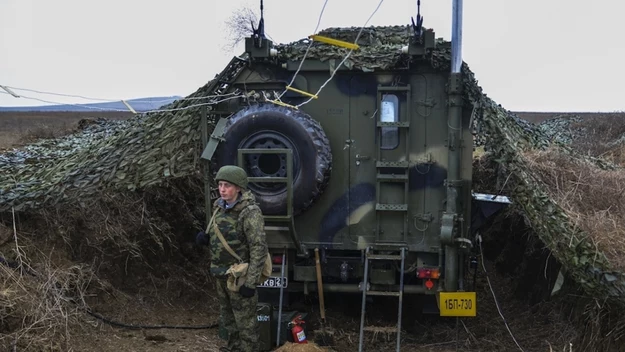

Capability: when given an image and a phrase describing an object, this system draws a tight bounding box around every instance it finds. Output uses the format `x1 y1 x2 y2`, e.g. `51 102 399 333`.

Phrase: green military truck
201 1 508 350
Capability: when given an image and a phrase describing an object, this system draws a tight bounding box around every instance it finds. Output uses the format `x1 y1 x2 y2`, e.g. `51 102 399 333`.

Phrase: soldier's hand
239 285 256 298
195 231 209 246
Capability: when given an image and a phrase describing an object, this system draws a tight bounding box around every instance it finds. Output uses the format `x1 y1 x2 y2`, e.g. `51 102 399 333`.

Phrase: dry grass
567 113 625 159
523 147 625 271
0 215 99 351
0 173 215 351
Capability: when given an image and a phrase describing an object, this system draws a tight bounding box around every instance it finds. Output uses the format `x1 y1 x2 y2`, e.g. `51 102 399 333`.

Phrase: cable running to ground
477 234 525 352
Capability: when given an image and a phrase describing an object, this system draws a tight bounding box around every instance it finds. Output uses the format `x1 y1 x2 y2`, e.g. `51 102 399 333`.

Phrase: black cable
472 264 478 292
83 308 218 330
1 256 218 331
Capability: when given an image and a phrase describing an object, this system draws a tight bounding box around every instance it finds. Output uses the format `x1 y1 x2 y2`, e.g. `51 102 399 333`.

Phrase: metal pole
451 0 463 73
358 247 370 352
396 247 405 352
445 0 464 292
201 106 211 225
276 248 286 347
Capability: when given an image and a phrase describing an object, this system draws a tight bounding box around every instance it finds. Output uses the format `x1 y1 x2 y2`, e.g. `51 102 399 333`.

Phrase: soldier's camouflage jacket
209 190 268 289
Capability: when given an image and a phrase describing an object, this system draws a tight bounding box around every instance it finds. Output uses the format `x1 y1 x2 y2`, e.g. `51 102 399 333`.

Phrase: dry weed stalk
2 175 210 349
569 114 625 165
523 147 625 271
0 223 97 351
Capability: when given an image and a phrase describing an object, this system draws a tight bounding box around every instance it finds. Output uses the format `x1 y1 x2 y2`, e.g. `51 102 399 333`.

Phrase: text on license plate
439 292 476 317
258 276 288 288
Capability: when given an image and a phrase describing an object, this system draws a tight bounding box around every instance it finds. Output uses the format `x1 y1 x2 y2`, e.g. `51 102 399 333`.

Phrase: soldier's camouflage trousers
215 277 259 352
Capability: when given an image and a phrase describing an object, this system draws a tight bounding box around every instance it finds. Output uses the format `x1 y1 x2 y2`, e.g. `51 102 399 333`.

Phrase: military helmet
215 165 248 190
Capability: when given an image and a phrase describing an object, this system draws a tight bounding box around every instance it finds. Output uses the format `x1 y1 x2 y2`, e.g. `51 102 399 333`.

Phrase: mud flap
422 294 441 315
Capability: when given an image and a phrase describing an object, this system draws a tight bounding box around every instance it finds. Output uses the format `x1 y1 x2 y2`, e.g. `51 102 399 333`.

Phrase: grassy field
0 111 133 150
1 110 613 150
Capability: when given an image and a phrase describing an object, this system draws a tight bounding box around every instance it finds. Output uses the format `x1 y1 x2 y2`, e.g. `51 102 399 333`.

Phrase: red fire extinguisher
289 315 307 344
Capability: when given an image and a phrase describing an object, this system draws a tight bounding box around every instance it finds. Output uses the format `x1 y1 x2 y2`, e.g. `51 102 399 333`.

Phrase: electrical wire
0 90 246 115
2 0 377 112
297 0 386 108
2 0 381 113
141 94 245 114
276 0 330 100
84 308 218 330
1 84 240 104
477 234 526 352
3 85 118 102
4 94 130 112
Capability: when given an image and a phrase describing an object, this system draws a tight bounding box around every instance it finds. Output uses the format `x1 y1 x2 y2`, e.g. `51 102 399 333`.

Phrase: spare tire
214 104 332 215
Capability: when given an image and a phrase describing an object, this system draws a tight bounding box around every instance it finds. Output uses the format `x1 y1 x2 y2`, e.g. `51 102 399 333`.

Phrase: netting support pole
201 105 211 225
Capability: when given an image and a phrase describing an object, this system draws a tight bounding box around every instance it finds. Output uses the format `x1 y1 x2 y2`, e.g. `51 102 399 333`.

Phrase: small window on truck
380 94 399 150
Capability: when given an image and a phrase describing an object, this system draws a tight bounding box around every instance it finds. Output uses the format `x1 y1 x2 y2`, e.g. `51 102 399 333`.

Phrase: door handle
355 154 370 165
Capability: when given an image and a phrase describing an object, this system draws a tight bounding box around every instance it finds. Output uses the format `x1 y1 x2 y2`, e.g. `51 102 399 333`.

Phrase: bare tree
223 6 259 52
223 4 275 53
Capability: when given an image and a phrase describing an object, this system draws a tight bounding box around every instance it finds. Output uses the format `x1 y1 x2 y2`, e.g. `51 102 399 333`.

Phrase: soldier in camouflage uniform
197 165 268 352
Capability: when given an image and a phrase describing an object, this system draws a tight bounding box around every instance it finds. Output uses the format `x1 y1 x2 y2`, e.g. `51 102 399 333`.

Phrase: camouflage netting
1 25 624 306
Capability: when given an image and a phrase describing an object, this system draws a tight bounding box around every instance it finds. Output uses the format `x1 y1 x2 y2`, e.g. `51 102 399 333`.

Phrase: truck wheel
214 104 332 215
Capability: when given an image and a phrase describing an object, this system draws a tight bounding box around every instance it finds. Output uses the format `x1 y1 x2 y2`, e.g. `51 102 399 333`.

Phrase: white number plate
259 276 288 288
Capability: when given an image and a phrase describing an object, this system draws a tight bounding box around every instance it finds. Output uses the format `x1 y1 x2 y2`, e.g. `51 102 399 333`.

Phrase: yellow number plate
439 292 477 317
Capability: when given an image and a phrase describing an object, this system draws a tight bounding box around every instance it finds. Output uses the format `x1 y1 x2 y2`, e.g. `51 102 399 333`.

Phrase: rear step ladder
358 247 406 352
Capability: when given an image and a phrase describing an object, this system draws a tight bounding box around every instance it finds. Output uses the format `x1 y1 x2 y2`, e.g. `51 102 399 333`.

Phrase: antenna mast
250 0 266 47
411 0 424 41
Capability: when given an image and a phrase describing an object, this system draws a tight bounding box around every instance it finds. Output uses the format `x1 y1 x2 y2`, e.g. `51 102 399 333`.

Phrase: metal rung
286 85 318 99
372 242 409 248
366 291 401 297
376 174 408 182
376 204 408 211
377 121 410 128
367 254 403 260
264 215 293 222
376 161 409 168
377 86 410 92
363 326 398 333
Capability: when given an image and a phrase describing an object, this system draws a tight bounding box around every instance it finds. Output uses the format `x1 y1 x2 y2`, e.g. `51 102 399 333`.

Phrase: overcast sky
1 0 623 112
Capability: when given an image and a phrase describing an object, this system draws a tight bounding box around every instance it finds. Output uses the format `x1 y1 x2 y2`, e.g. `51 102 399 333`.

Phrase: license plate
439 292 476 317
258 276 288 288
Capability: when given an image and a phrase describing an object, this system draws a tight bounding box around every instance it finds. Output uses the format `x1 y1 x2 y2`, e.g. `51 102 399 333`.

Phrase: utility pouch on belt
207 207 272 292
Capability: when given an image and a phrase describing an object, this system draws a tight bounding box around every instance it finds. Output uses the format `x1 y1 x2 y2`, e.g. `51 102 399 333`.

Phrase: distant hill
0 96 183 112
